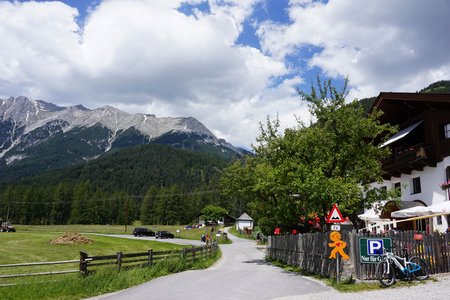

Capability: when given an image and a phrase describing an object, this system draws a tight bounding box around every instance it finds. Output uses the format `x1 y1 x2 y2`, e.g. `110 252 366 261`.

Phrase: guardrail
0 243 218 281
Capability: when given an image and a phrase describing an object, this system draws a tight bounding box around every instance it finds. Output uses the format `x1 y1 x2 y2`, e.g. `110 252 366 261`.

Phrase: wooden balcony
382 144 436 179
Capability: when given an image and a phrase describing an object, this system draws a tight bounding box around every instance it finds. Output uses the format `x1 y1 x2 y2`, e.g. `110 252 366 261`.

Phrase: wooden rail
0 243 218 280
267 231 450 280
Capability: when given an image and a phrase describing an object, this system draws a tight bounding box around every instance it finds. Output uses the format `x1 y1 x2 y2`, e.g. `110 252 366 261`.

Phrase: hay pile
50 232 93 245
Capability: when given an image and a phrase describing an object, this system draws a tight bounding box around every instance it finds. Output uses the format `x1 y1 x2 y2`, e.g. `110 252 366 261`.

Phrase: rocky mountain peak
0 96 242 170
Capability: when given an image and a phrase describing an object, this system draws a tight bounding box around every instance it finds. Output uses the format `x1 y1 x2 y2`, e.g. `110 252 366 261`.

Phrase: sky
0 0 449 149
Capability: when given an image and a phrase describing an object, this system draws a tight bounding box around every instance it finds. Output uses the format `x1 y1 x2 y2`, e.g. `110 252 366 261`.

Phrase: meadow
15 223 231 243
0 224 222 299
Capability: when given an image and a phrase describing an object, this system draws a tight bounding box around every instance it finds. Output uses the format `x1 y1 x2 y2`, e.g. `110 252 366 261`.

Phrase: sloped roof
370 92 450 125
237 213 253 221
381 200 426 219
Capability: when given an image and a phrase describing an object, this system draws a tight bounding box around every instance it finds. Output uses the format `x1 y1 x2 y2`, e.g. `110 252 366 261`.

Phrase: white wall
236 220 253 230
370 157 450 232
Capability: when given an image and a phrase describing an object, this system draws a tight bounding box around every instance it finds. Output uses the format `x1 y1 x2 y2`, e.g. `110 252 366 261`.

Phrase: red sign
325 203 345 223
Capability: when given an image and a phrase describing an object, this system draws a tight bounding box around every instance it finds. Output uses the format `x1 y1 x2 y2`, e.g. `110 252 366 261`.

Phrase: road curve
87 231 332 300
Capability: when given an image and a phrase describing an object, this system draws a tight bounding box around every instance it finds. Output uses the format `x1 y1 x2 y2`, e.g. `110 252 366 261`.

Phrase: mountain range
0 96 244 182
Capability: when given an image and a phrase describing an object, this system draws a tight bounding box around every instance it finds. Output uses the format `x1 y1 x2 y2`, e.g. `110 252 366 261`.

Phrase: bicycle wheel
376 260 395 287
409 257 429 280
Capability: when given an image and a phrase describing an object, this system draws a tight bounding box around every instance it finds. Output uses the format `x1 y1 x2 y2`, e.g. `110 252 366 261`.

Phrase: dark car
0 222 16 232
133 227 155 237
155 230 174 239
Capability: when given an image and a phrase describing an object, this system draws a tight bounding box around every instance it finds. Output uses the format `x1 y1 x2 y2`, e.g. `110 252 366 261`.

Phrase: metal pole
336 252 340 284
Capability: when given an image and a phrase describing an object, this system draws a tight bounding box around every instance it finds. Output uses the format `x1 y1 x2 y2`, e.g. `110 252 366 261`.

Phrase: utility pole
124 198 129 233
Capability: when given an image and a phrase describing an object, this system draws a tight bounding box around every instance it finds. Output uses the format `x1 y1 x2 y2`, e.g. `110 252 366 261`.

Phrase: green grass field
0 231 183 264
0 225 222 299
15 223 231 243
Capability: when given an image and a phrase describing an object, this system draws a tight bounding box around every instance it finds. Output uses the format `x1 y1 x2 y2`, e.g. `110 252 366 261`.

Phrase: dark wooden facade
372 93 450 179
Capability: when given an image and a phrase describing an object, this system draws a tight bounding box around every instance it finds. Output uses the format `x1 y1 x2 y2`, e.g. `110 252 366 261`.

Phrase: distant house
222 214 236 227
363 92 450 233
197 214 236 227
236 213 253 230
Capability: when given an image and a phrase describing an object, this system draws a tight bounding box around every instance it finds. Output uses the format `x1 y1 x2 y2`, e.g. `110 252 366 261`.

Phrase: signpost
326 203 348 283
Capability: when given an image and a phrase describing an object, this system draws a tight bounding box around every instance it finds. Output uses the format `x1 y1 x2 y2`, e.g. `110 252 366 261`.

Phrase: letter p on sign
367 240 383 255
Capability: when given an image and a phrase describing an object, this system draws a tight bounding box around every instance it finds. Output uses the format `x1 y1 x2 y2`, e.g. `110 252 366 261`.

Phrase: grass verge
266 258 431 293
0 250 221 300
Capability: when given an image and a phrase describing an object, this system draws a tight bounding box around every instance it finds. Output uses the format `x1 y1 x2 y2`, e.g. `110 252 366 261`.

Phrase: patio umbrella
391 202 450 218
358 212 391 227
357 212 379 221
390 205 429 218
421 201 450 215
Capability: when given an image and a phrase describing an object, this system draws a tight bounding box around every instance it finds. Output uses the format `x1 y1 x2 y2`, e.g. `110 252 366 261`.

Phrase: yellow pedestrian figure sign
328 231 349 260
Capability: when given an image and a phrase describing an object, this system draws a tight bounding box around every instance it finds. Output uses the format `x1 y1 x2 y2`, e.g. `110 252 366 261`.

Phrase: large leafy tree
201 205 228 223
222 78 396 234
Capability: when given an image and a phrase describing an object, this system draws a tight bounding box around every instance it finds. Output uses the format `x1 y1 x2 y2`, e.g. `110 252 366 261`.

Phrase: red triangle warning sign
326 203 345 223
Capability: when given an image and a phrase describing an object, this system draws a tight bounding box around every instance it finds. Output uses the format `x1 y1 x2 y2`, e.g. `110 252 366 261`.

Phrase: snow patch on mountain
0 96 240 159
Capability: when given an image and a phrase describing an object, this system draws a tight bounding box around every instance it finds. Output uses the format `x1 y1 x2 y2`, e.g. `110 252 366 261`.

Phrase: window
445 124 450 139
446 166 450 181
411 177 421 194
394 182 401 190
437 216 442 225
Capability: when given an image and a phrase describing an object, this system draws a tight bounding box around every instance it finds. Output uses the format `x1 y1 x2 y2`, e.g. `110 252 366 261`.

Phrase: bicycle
376 246 429 287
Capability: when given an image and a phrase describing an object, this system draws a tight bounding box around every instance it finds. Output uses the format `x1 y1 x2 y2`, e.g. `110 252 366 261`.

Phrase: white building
236 213 253 231
362 93 450 233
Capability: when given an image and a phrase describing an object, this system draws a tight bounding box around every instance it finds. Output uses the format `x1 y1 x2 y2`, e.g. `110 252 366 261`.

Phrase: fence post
80 251 88 275
148 249 153 267
192 246 196 259
117 252 123 271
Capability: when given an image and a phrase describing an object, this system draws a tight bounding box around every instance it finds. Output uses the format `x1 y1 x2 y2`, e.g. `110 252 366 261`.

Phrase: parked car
155 230 174 239
0 222 16 232
133 227 155 237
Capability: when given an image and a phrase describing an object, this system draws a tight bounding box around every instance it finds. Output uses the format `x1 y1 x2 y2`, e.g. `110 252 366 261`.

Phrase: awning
380 120 423 147
381 200 426 219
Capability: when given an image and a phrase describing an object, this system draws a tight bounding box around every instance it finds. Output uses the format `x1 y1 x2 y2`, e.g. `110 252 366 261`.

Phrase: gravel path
277 272 450 300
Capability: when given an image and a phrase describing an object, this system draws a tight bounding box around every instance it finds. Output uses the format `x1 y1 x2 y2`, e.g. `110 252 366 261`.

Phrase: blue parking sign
359 237 392 264
367 239 384 255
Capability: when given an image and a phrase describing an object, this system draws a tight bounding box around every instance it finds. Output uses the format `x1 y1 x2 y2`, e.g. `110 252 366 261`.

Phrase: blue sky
1 0 449 148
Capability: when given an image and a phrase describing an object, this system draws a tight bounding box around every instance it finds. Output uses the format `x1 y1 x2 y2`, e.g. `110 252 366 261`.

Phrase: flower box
440 181 450 190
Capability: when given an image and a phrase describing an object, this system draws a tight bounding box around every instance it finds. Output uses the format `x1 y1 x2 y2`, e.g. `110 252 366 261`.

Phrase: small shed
236 213 253 230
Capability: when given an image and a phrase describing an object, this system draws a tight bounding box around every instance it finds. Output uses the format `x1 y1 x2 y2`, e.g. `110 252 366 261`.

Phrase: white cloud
0 0 293 148
1 0 449 148
0 1 80 98
258 0 450 100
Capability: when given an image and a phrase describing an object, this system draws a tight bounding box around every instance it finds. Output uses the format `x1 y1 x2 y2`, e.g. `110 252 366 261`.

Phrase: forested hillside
419 80 450 93
0 144 234 225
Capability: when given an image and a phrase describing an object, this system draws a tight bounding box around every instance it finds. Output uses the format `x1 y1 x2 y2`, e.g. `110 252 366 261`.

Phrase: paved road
89 233 203 246
88 232 331 300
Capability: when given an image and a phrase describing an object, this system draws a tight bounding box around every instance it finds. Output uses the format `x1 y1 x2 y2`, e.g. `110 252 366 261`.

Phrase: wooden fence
0 243 218 282
267 231 450 280
351 231 450 280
